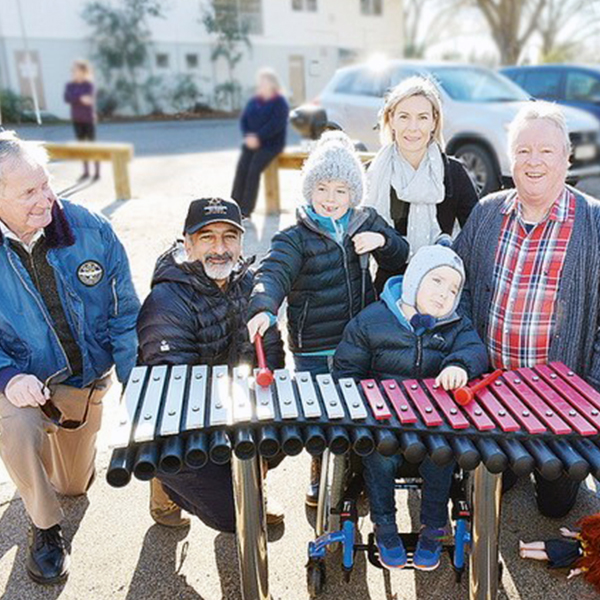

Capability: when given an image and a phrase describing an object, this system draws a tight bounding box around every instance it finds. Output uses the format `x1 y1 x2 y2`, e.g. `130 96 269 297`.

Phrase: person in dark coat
247 131 409 506
231 68 289 218
364 76 478 292
64 59 99 180
137 197 285 533
334 245 488 572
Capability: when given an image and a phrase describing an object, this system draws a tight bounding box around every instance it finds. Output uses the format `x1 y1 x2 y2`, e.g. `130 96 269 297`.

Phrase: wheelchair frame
306 450 474 597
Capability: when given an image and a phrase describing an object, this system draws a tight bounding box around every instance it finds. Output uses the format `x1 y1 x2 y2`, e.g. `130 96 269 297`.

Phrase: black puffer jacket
137 244 285 370
333 276 488 381
248 206 409 354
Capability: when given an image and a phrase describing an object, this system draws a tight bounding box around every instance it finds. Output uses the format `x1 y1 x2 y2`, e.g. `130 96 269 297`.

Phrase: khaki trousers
0 375 111 529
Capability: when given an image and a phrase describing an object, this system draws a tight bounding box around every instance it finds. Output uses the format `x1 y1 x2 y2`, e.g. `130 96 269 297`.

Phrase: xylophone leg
231 455 270 600
469 465 502 600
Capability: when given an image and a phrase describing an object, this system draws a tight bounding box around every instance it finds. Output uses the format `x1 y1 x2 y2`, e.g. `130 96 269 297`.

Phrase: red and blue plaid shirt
487 188 575 370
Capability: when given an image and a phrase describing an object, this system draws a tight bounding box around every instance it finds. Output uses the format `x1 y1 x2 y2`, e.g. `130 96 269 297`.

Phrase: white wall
0 0 403 118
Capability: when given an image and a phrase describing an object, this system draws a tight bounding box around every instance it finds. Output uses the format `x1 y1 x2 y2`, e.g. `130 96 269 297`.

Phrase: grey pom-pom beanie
301 131 366 206
401 245 465 317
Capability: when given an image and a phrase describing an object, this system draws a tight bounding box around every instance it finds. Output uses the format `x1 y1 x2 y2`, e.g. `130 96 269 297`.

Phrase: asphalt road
0 119 599 600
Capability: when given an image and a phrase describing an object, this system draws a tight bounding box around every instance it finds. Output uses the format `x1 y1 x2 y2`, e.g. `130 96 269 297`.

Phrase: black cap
183 197 244 235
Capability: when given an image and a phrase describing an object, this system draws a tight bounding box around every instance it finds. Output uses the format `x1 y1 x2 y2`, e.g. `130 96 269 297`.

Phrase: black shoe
305 456 322 508
26 524 70 584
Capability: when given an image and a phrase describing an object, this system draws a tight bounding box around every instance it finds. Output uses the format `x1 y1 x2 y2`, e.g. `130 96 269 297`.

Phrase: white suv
317 60 600 195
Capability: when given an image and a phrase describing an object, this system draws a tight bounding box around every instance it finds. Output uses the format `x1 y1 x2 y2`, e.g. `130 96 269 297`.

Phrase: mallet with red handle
254 334 274 387
453 369 504 406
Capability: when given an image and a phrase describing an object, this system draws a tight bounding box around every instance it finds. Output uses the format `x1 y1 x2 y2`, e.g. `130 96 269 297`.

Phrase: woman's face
72 66 86 82
256 76 276 100
311 180 351 220
390 95 437 157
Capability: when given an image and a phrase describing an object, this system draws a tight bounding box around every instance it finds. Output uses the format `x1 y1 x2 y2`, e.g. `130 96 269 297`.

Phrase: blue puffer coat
0 200 139 391
333 276 489 381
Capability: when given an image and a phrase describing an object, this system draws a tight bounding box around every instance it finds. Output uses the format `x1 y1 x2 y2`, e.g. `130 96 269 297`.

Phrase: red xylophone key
472 383 521 432
518 368 596 436
550 362 600 412
402 380 443 427
423 379 470 429
381 380 418 424
360 380 392 421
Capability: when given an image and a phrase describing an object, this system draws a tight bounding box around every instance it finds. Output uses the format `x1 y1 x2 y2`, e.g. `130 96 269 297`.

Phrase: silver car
317 60 600 195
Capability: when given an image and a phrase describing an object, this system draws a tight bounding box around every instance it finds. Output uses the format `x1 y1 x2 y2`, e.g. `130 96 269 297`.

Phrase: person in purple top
64 60 100 181
231 68 289 218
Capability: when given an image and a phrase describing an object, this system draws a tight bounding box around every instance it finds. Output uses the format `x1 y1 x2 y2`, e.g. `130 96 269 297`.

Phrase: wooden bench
43 141 134 200
262 149 376 214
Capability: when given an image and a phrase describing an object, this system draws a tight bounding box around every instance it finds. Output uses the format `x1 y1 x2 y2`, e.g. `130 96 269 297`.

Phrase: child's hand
247 312 271 342
353 232 385 255
245 134 260 149
435 366 468 391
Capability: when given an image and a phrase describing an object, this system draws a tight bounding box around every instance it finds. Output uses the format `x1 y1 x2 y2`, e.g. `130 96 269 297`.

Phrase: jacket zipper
111 278 119 316
297 297 310 349
6 249 73 379
340 244 355 319
415 335 423 379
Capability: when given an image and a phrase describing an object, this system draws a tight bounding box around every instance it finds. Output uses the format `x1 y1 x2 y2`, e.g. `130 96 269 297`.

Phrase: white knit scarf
366 142 446 259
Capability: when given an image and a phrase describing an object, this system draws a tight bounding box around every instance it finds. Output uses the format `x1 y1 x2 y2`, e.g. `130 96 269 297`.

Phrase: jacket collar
0 200 75 249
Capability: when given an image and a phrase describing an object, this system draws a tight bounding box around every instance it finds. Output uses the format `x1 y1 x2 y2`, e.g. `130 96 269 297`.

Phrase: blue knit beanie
301 131 365 207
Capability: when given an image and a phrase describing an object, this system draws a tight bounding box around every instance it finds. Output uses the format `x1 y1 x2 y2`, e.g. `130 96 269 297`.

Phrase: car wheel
454 143 500 196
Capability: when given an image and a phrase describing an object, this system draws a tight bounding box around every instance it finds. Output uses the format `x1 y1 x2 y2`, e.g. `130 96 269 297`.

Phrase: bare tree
467 0 546 65
536 0 600 62
403 0 465 58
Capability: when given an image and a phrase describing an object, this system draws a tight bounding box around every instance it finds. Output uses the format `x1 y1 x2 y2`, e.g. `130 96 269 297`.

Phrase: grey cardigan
454 187 600 389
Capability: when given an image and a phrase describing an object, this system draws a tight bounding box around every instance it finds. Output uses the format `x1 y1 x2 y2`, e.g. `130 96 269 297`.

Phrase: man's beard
203 253 235 281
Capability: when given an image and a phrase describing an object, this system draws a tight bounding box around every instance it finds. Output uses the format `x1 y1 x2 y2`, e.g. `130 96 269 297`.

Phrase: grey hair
0 130 49 191
379 76 445 147
257 67 282 93
507 102 572 157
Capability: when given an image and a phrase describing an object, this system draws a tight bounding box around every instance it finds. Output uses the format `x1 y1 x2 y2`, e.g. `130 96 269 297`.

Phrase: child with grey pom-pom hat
247 130 409 506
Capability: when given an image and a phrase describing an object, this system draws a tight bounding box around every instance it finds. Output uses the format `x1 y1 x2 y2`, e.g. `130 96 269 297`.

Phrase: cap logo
205 198 228 215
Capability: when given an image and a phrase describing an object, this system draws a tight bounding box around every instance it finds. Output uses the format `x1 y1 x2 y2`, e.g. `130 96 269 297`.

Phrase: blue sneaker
413 526 446 571
375 524 407 569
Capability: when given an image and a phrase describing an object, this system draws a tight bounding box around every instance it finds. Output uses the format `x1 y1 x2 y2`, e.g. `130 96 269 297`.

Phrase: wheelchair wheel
307 559 326 598
315 451 348 537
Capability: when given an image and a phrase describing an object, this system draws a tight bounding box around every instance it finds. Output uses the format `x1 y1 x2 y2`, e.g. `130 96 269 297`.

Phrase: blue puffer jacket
0 200 140 391
333 276 488 381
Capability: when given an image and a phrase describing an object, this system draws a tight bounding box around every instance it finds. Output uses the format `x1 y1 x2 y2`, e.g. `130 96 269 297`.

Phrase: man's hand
247 312 271 342
244 134 261 150
5 374 50 408
435 366 468 391
353 232 385 255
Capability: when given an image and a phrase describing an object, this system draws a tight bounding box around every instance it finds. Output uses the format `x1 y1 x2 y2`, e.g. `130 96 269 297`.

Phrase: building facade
0 0 403 119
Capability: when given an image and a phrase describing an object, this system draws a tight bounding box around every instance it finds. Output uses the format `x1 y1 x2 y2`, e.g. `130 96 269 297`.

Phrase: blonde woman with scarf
365 76 478 292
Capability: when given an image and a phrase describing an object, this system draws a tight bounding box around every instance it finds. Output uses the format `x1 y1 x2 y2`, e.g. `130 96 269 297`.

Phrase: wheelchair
306 449 472 597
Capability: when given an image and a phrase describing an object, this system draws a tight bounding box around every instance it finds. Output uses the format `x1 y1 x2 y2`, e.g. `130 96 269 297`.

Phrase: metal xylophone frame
107 362 600 600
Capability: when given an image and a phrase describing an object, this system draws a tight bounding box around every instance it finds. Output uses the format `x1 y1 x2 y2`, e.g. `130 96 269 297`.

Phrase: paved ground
1 120 600 600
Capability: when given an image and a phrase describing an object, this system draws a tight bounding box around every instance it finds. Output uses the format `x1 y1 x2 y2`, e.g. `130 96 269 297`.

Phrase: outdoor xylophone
106 362 600 488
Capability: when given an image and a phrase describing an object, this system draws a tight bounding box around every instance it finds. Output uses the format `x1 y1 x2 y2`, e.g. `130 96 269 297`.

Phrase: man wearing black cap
137 197 285 532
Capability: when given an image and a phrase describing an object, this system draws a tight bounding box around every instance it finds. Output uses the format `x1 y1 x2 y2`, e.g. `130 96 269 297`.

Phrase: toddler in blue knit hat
334 244 488 571
247 131 409 506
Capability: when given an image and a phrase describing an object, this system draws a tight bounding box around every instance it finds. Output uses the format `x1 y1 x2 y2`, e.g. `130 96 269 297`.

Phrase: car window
389 67 418 88
522 71 562 100
565 71 600 102
426 67 528 102
334 69 389 97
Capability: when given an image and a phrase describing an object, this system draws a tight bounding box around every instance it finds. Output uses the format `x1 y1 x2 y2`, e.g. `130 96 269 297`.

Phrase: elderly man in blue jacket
0 131 139 584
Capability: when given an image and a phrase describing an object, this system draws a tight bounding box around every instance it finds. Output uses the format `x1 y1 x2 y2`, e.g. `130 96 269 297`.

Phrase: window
522 70 562 100
156 53 169 68
214 0 263 35
361 0 382 15
292 0 317 11
566 71 600 102
186 54 199 69
334 68 388 97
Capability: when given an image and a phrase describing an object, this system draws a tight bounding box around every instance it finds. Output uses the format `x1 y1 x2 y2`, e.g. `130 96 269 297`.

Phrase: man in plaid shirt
455 102 600 518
